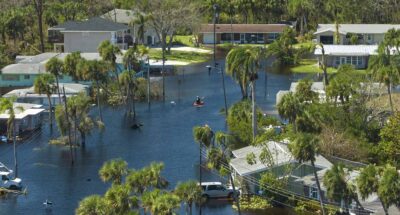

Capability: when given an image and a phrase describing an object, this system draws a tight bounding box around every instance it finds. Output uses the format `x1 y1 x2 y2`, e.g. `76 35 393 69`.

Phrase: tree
377 165 400 215
78 59 108 121
289 133 326 215
316 43 329 86
277 92 302 130
45 57 64 103
295 79 318 103
0 97 22 177
379 112 400 167
99 159 128 185
131 13 148 44
98 40 122 88
326 64 358 105
150 192 180 215
75 195 108 215
132 0 199 100
104 184 137 214
64 52 83 81
34 74 56 126
225 46 260 139
175 180 202 215
119 70 137 117
323 163 359 213
267 27 297 66
287 0 313 35
31 0 45 52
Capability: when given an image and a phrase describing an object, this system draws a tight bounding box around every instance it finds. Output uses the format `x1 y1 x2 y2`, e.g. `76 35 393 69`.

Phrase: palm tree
45 57 64 103
64 52 83 81
289 133 326 215
123 47 140 72
323 163 357 213
225 46 260 139
76 195 108 215
67 93 94 145
132 14 148 44
226 49 249 99
150 192 180 215
104 184 136 214
175 180 202 215
99 159 128 185
98 40 122 83
316 43 329 86
34 74 56 126
78 59 108 121
0 97 23 177
287 0 313 35
277 92 302 131
142 189 162 214
377 165 400 215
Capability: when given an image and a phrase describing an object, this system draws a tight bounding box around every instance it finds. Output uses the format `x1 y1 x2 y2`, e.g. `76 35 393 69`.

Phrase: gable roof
53 17 128 32
315 24 400 35
200 24 289 33
101 9 137 24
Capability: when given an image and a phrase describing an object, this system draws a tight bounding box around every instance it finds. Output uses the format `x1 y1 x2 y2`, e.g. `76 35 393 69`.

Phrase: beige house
314 24 400 45
48 17 131 52
199 24 289 44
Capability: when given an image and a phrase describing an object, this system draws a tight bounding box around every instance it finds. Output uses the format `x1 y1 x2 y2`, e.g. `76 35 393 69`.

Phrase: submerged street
0 60 301 214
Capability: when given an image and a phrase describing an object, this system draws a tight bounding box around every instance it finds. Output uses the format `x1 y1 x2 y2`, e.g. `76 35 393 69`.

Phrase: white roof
0 103 45 120
4 83 89 98
230 141 332 177
2 52 123 75
290 82 325 93
315 24 400 35
314 45 378 56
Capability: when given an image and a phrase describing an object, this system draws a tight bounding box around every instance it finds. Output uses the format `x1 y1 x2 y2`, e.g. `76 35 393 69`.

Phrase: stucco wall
319 55 369 69
64 32 112 52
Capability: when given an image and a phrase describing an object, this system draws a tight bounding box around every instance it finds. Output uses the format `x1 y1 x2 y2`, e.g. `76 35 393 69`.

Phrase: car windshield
1 175 10 181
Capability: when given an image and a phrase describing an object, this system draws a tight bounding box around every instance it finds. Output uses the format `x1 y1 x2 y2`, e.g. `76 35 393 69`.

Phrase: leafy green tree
99 159 128 185
104 184 137 214
378 112 400 167
326 64 358 106
142 189 161 214
75 195 108 215
64 52 83 81
377 165 400 215
150 192 180 215
225 46 260 139
277 92 302 130
78 59 108 121
0 97 20 139
34 74 56 126
287 0 313 35
267 27 297 66
131 13 148 44
175 180 202 215
45 57 64 102
126 162 168 195
295 79 318 103
120 70 138 117
289 133 325 215
98 40 122 94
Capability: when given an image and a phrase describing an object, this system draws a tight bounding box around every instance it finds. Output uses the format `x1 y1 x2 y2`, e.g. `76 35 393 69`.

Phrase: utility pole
213 4 219 72
13 122 18 178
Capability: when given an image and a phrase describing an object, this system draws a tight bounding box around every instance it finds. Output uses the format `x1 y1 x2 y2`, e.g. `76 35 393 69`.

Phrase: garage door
203 33 214 44
320 36 334 44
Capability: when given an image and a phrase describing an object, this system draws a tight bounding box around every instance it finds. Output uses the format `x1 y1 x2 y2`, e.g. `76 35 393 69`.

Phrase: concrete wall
64 32 112 52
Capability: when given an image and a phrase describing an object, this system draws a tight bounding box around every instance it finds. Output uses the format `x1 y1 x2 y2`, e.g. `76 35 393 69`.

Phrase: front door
240 34 245 44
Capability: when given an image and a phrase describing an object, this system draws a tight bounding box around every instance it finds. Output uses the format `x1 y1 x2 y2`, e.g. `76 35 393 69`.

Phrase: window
352 56 357 65
221 33 232 41
2 74 20 81
309 187 319 200
24 75 30 80
216 185 225 190
257 33 264 42
207 185 218 191
346 57 351 64
335 57 340 65
234 33 240 41
358 56 363 65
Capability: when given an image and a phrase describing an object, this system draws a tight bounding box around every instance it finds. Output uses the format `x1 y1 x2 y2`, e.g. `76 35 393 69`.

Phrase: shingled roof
200 24 289 33
49 17 128 32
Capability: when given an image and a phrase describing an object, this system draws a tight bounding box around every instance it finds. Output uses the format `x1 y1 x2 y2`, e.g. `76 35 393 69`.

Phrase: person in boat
195 96 202 104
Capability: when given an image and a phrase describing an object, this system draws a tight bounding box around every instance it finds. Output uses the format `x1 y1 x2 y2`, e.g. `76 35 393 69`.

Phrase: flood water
0 59 304 215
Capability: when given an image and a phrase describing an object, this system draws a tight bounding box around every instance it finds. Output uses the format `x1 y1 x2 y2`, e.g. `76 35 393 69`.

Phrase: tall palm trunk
162 36 166 101
47 95 53 126
55 76 61 103
311 160 326 215
251 81 257 140
96 80 103 121
13 121 18 178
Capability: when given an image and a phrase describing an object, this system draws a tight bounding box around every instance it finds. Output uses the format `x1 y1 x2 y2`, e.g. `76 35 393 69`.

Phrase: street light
206 64 228 117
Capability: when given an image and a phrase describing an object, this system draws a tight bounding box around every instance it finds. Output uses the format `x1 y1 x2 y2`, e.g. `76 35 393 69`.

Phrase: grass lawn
293 41 315 49
171 35 194 47
289 59 368 74
148 49 211 63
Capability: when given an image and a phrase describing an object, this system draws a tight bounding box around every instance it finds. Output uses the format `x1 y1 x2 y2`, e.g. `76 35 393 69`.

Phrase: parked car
200 182 239 199
0 163 22 190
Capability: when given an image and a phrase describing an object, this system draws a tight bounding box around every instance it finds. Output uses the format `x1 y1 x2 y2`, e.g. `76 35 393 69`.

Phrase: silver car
200 182 239 199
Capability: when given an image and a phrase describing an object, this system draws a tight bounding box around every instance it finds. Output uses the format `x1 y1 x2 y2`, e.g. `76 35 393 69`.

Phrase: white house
101 9 159 46
314 24 400 45
0 103 45 137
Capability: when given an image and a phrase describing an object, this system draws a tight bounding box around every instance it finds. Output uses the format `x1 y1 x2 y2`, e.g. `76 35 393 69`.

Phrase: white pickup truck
200 182 239 199
0 163 22 190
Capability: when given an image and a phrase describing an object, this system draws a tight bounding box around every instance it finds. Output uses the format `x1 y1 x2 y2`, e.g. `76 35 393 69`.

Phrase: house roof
290 82 325 93
56 17 128 32
200 24 289 33
0 103 44 120
101 9 137 24
4 83 89 98
48 21 79 30
314 45 379 56
315 24 400 35
230 141 332 177
1 52 123 75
